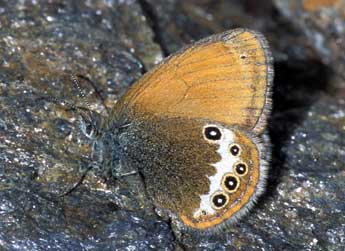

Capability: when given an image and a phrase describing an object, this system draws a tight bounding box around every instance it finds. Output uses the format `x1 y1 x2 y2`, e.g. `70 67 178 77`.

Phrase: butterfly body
94 29 273 232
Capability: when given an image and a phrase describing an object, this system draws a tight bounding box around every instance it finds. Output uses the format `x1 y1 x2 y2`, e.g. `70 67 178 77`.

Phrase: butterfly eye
85 124 94 137
222 173 240 193
234 162 248 176
204 126 222 141
229 143 241 156
211 192 229 209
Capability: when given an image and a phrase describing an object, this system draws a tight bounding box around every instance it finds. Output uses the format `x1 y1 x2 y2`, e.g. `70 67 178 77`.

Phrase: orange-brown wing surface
117 29 273 134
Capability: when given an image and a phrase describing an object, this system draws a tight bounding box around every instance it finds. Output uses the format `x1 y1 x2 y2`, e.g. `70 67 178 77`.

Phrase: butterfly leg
111 161 138 179
59 161 98 197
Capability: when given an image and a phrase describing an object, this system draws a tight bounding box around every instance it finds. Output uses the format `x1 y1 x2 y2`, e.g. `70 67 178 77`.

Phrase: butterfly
84 28 273 232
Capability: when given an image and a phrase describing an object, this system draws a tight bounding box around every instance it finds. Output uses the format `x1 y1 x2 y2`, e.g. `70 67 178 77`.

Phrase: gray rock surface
274 0 345 88
0 0 344 250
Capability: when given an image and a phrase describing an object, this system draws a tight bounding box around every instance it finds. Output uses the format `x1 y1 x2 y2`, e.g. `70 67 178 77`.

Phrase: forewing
118 29 273 134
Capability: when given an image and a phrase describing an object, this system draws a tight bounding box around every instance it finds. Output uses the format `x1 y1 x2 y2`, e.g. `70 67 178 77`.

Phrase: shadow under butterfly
64 29 274 233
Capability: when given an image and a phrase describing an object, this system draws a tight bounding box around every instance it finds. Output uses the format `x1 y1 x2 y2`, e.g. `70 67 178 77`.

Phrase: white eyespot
234 161 248 176
203 125 223 142
221 173 240 193
210 131 217 136
240 53 247 59
211 191 229 210
229 143 241 156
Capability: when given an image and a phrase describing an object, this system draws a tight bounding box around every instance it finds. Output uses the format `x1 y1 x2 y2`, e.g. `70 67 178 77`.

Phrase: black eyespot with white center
229 143 241 156
222 174 240 193
235 162 248 176
204 126 222 141
211 192 228 209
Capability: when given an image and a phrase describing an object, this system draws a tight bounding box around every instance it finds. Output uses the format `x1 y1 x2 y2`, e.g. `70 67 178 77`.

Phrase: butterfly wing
115 29 273 231
117 29 273 134
119 117 270 231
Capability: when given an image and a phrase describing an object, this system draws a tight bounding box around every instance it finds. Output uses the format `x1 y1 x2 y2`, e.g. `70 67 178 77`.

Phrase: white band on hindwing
194 125 240 218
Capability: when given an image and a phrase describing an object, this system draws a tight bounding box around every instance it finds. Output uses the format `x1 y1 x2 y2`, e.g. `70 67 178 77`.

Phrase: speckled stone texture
0 0 344 251
0 1 172 250
274 0 345 88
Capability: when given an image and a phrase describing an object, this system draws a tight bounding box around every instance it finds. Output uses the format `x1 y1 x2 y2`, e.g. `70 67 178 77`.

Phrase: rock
0 0 172 250
0 0 344 250
274 0 345 88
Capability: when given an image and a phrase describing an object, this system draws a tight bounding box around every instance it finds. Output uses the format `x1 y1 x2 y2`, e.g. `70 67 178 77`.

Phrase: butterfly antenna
36 94 79 112
44 75 104 197
71 75 103 141
71 75 91 108
73 74 110 116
